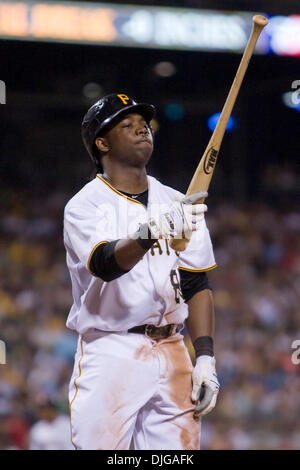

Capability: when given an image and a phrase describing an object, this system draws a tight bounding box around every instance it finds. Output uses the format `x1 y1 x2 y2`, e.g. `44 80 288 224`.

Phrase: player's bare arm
114 238 150 271
186 289 214 343
186 289 220 420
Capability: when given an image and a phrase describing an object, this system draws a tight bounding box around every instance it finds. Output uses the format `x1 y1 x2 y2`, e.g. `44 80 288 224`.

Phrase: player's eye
122 122 132 128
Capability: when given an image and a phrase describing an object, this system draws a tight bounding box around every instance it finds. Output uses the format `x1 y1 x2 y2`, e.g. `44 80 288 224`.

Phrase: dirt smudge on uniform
180 426 200 450
161 338 194 410
156 337 200 450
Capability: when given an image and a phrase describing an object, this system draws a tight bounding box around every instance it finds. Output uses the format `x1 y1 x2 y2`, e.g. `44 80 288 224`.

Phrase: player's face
104 113 154 167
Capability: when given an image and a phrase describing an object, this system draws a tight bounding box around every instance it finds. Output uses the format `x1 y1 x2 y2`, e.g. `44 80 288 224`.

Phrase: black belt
128 323 180 340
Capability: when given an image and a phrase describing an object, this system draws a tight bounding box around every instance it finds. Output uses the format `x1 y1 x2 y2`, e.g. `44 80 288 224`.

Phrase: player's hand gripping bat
169 15 268 252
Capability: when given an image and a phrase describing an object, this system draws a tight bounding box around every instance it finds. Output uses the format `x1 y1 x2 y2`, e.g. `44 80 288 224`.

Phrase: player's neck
101 166 148 194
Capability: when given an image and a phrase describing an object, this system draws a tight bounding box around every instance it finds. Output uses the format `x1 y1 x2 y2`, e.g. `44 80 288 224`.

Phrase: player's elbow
89 241 129 282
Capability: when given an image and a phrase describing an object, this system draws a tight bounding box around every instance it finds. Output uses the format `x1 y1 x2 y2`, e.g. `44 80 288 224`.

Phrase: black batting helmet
81 93 156 166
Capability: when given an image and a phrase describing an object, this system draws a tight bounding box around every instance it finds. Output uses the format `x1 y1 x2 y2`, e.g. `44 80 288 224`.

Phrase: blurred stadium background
0 0 300 450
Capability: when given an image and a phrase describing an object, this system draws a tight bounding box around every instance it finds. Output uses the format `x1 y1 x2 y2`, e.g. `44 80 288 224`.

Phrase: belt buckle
145 324 156 339
145 324 176 340
168 324 177 337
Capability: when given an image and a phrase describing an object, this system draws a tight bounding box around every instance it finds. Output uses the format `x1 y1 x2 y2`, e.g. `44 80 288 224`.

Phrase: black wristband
193 336 214 358
135 223 157 250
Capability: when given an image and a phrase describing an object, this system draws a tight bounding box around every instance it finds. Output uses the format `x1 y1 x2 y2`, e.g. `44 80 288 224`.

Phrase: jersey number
170 269 183 304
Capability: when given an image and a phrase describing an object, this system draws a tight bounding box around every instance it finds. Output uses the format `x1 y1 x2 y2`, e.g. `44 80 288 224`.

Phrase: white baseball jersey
63 174 216 335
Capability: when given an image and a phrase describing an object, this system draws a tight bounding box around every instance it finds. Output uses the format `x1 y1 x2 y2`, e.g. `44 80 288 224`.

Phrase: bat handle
169 236 191 252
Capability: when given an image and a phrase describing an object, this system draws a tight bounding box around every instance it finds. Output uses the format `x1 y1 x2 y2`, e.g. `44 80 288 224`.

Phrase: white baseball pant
69 328 201 450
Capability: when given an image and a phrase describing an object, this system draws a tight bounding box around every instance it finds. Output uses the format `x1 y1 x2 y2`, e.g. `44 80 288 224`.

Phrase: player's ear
95 137 109 154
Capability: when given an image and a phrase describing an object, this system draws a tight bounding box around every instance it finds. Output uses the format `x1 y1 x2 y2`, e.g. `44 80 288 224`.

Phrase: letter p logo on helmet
117 94 130 105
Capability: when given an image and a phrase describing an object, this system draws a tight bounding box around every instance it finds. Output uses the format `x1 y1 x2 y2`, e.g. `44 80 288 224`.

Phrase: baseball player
64 93 219 450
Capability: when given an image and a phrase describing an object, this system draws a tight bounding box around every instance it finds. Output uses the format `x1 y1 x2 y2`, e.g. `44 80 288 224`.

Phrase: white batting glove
191 355 220 420
148 191 208 240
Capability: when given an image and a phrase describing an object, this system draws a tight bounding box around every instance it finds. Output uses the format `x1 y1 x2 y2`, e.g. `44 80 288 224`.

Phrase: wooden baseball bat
169 14 268 252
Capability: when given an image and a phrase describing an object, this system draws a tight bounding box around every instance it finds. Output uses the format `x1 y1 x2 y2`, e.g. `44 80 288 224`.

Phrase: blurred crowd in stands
0 172 299 449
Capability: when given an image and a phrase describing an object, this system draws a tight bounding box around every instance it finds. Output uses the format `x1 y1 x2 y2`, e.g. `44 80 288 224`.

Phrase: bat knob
253 15 268 27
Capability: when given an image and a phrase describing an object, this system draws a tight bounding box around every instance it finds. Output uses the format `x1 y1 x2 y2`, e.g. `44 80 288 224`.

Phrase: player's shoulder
64 176 107 214
148 175 184 200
